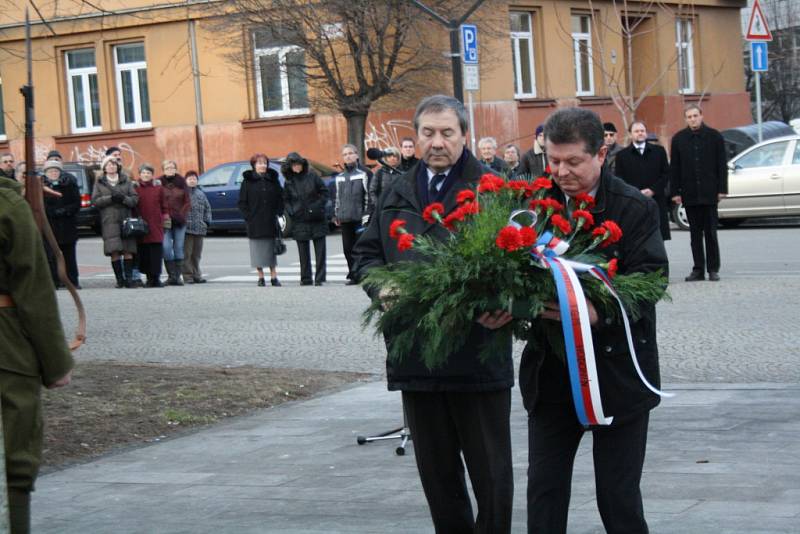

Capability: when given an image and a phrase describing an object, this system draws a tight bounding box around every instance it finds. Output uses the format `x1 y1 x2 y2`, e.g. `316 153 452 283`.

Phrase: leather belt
0 294 14 308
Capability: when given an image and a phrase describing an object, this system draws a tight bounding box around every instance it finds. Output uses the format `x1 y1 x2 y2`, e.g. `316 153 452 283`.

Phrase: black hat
47 149 63 160
602 122 617 133
105 146 121 156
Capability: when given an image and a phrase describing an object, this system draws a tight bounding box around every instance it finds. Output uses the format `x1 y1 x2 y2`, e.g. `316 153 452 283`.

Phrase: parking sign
461 24 478 64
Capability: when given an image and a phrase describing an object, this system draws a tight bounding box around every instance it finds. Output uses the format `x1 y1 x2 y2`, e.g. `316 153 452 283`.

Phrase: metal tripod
356 398 411 456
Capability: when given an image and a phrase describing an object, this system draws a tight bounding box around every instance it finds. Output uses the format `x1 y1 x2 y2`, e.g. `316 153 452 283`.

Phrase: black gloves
111 191 125 203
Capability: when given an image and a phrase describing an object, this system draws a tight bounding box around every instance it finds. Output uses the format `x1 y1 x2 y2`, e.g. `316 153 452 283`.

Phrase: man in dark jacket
603 121 623 173
615 121 672 240
282 152 329 286
42 159 81 288
521 107 668 534
670 104 727 281
334 144 371 284
353 95 515 534
399 137 419 172
518 124 547 178
1 174 74 534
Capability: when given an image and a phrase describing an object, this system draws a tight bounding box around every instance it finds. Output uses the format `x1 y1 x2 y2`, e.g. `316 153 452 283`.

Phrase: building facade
0 0 750 174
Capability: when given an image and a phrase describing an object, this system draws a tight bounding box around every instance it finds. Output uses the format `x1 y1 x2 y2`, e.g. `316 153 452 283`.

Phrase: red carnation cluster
529 177 553 192
456 189 476 204
530 197 563 213
422 202 445 224
507 180 529 193
389 218 415 251
495 226 523 252
591 220 623 247
572 209 594 230
550 214 572 235
477 173 505 193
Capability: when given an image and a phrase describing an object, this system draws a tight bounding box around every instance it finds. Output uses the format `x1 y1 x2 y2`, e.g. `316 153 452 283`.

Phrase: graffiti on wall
364 119 415 151
33 142 142 170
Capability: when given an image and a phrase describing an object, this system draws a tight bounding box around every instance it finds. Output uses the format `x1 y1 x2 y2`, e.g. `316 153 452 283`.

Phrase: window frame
114 43 152 130
675 18 696 94
510 11 537 99
572 15 595 97
65 48 102 134
253 37 310 118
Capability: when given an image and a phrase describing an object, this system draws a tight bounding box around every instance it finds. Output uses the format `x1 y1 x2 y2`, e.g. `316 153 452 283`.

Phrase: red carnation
422 202 445 224
544 164 552 175
442 206 466 230
462 201 481 215
507 180 528 192
519 226 538 247
572 209 595 230
539 198 564 213
477 174 505 193
574 193 596 209
495 226 523 252
551 214 572 235
530 177 553 192
397 233 415 252
606 258 619 278
389 219 407 239
456 189 476 204
601 221 623 244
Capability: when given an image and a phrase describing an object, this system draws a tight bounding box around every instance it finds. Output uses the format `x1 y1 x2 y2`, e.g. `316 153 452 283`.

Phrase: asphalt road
59 220 800 382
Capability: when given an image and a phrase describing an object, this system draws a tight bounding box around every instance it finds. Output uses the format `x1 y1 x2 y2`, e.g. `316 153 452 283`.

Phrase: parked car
199 158 337 232
35 161 99 233
672 134 800 229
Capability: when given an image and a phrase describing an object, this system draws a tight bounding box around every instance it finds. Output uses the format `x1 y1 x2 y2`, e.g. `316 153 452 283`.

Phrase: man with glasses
603 122 623 173
0 153 15 180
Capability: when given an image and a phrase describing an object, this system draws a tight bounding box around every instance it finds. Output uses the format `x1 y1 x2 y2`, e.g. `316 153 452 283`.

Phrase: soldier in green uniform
0 173 74 534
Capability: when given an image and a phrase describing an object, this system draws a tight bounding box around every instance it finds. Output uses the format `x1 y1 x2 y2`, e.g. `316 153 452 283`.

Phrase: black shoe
194 277 207 284
257 278 266 287
314 281 324 286
708 272 720 282
685 271 705 282
345 279 358 286
147 278 164 288
271 278 282 287
300 280 313 286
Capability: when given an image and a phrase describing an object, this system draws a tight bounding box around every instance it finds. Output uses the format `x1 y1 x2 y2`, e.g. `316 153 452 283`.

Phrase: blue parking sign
751 41 768 71
461 24 478 64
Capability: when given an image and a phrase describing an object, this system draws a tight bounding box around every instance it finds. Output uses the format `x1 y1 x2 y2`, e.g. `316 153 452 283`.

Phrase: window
114 43 151 129
793 142 800 165
676 19 695 94
736 141 789 169
571 15 594 96
0 76 6 140
66 49 102 133
510 12 536 98
253 29 309 117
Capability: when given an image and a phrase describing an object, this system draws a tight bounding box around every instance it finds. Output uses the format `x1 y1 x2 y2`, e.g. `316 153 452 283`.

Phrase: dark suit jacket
669 124 728 206
615 142 672 239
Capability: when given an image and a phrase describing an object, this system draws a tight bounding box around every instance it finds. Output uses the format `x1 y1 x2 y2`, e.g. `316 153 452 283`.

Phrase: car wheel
719 218 744 228
671 203 690 231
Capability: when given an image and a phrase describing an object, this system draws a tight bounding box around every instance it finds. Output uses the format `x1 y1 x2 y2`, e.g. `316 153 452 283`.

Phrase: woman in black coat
238 153 284 286
42 159 81 288
281 152 329 286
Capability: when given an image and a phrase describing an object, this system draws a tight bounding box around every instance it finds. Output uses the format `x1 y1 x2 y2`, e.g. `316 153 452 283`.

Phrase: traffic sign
751 41 768 71
461 24 478 64
464 65 480 91
746 0 773 41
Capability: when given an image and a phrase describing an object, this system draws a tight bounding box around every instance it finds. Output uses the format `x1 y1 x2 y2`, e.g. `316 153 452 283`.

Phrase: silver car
673 134 800 229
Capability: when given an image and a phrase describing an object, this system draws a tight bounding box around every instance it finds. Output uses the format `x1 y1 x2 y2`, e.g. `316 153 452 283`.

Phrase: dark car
199 158 337 232
36 161 99 233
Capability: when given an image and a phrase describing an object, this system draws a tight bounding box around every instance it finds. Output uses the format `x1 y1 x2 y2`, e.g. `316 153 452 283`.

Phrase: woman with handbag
282 152 329 286
42 159 81 289
238 153 284 287
91 155 139 288
159 160 191 286
135 164 169 287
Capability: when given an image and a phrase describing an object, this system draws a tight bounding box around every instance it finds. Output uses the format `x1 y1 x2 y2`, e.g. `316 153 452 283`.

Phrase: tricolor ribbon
530 231 673 427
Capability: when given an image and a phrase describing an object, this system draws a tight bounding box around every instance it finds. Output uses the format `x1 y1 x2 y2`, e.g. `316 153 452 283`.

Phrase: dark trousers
685 205 720 273
403 390 514 534
137 242 163 281
45 240 79 286
183 234 205 279
527 403 650 534
297 237 326 284
340 221 360 279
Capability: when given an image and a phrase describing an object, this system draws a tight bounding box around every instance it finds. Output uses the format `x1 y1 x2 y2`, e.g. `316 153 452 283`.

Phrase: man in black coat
615 121 672 240
399 136 419 172
518 124 547 178
521 108 668 534
42 159 81 288
353 95 515 533
669 104 728 281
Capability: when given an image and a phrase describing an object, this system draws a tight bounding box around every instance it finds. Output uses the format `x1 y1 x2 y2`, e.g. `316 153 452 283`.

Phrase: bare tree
213 0 502 157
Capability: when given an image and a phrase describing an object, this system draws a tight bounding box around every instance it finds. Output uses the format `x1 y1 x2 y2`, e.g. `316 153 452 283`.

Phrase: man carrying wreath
353 95 515 533
521 108 668 533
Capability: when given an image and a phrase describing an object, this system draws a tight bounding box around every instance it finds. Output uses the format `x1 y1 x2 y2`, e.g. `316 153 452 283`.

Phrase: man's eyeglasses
603 133 616 138
1 159 14 165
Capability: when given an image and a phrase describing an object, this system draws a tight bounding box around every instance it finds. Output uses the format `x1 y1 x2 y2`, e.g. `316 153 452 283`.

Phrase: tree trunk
343 110 369 161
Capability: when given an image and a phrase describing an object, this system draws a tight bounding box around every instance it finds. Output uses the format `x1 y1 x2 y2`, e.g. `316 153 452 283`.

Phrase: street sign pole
467 91 476 153
745 0 772 143
755 71 762 142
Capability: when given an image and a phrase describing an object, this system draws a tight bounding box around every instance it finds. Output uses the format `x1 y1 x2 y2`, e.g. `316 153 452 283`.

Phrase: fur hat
43 159 63 172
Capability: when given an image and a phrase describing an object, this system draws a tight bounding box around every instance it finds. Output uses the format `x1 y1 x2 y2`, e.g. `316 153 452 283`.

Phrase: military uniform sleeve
3 195 74 386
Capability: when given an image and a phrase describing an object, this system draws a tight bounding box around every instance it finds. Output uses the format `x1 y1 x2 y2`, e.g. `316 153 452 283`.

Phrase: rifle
21 8 86 351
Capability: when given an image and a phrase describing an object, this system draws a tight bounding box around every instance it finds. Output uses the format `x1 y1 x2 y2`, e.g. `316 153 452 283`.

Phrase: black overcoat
519 169 669 424
281 157 329 241
669 124 728 206
43 173 81 244
353 150 514 392
238 168 284 239
615 142 672 240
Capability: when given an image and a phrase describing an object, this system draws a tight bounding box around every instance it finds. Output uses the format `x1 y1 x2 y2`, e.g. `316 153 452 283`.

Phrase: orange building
0 1 750 174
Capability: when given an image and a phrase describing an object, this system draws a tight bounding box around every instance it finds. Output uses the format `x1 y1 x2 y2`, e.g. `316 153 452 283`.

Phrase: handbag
273 216 287 255
121 217 149 238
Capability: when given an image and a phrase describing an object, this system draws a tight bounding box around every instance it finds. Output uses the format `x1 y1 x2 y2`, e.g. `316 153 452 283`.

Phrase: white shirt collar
634 142 646 151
